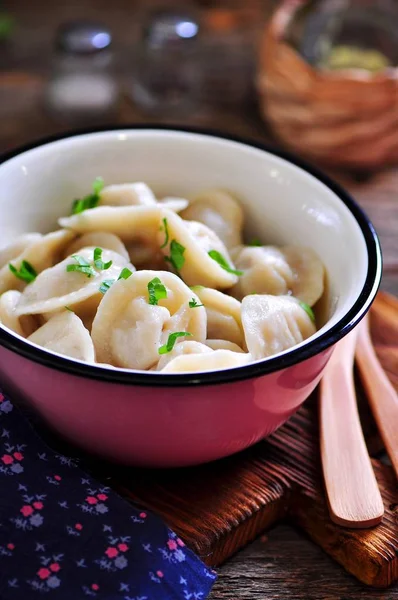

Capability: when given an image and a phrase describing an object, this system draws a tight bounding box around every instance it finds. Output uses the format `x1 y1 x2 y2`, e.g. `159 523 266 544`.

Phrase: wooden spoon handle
356 315 398 478
320 329 384 528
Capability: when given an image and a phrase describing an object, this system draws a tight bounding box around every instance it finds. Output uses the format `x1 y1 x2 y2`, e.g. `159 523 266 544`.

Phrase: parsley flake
158 331 192 355
8 260 37 284
207 250 243 276
299 301 316 324
99 279 115 294
189 297 204 308
118 267 133 280
64 305 74 312
249 238 262 246
160 217 169 249
66 255 96 278
148 277 167 305
165 240 185 272
93 247 112 271
71 177 104 215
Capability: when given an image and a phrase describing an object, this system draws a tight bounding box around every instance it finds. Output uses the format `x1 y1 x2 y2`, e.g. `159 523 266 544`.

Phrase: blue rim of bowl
0 125 382 387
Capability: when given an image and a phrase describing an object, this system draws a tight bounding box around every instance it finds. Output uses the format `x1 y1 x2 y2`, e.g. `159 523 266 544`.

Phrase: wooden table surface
1 1 398 598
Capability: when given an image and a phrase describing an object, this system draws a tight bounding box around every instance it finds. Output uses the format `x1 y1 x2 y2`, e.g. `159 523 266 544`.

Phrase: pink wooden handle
356 315 398 478
320 329 384 528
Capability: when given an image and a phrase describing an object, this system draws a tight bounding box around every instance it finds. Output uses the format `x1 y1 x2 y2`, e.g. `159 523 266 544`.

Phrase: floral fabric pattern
0 390 217 599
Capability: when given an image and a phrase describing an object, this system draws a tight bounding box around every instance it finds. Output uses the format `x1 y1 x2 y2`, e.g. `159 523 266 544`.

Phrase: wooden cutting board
100 291 398 589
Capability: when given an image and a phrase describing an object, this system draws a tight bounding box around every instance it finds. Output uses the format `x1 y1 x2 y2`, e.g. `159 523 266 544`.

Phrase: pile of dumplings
0 181 325 374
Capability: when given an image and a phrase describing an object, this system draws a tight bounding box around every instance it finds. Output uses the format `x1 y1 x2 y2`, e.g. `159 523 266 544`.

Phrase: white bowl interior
0 130 368 363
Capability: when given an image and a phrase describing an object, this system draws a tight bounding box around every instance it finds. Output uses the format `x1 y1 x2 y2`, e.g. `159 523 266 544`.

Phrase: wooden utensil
319 328 384 528
356 315 398 478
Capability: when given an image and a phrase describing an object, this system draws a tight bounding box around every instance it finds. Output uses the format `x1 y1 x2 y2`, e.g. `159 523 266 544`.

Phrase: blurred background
1 0 398 171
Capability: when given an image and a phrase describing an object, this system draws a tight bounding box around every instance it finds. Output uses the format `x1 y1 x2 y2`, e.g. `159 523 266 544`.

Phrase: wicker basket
256 1 398 169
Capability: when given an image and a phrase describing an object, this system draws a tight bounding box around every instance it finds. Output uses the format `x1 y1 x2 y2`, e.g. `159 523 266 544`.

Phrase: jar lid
142 9 200 48
55 20 113 54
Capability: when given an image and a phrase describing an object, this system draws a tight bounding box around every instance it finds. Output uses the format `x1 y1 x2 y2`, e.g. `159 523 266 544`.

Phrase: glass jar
129 7 201 117
45 20 119 125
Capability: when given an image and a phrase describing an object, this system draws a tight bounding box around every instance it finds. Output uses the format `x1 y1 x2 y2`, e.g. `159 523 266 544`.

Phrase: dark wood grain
2 1 398 598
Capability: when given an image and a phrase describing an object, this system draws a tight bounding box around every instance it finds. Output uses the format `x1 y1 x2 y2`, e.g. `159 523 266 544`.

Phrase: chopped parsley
148 277 167 305
98 267 133 294
71 177 104 215
118 267 133 280
160 217 169 249
93 247 112 271
249 238 262 246
190 285 204 291
189 297 204 308
99 280 115 294
299 301 316 324
165 240 185 272
8 260 37 284
64 305 74 312
66 254 97 278
207 250 243 276
158 331 192 355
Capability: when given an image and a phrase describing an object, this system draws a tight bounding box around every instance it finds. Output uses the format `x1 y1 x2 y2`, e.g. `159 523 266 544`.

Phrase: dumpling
0 230 75 295
63 232 129 261
59 205 162 241
180 189 243 249
0 290 38 337
157 209 240 289
155 340 212 371
192 286 244 347
14 247 131 317
99 182 188 212
281 246 325 308
91 270 207 370
28 311 95 362
241 294 316 360
230 245 324 306
0 233 42 269
161 349 252 373
206 340 244 352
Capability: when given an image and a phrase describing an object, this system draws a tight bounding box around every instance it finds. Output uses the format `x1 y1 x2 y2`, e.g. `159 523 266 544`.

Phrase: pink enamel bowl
0 127 382 467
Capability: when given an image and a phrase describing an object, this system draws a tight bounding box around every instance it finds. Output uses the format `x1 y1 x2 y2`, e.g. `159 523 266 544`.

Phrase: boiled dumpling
0 230 75 295
157 209 240 289
192 286 244 347
206 339 244 352
14 247 131 317
161 349 252 373
231 245 324 307
230 246 294 300
99 182 188 212
91 270 207 370
0 233 42 269
241 294 316 359
156 340 212 371
63 232 129 261
180 189 243 249
282 246 325 307
28 311 95 362
0 290 38 337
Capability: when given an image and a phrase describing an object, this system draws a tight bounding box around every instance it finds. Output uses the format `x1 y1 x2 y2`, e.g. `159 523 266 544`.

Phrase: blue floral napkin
0 389 217 599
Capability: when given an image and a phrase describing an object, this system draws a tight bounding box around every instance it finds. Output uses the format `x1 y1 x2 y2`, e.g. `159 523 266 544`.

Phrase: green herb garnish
165 240 185 272
148 277 167 306
160 217 169 249
8 260 37 284
94 247 112 271
207 250 243 276
190 285 204 291
118 267 133 280
64 305 74 312
71 177 104 215
158 331 192 355
249 238 262 247
189 298 204 308
66 255 96 278
299 301 316 324
99 280 115 294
